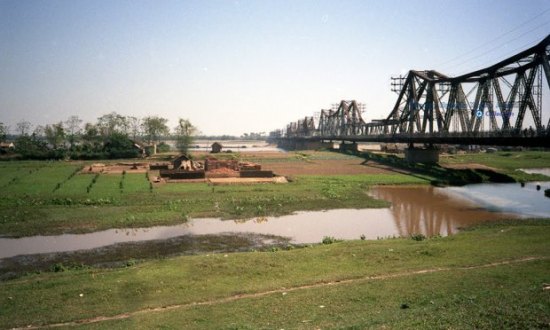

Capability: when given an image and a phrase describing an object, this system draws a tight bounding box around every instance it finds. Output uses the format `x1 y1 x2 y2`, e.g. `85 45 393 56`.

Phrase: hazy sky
1 0 549 135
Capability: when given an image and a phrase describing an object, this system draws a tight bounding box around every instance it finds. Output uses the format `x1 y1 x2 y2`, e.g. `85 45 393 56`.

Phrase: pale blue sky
1 0 549 135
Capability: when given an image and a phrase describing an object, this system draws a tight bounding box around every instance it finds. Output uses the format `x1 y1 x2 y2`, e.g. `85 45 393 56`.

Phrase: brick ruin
156 155 273 180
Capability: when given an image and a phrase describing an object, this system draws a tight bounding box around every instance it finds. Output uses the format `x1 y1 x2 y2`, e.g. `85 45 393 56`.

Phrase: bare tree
65 115 83 148
16 120 32 136
127 116 141 141
33 125 45 137
0 122 8 142
97 112 127 137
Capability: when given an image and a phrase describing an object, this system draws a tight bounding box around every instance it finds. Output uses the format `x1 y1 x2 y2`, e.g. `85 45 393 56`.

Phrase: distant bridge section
273 35 550 157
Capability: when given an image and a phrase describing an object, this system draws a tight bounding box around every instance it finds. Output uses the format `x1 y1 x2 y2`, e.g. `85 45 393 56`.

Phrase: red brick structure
204 157 239 171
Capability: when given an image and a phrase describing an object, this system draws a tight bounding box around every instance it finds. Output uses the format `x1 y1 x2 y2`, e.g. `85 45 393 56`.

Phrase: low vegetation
0 220 548 329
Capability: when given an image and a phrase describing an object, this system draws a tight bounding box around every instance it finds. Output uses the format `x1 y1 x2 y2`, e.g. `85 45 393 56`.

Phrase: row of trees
0 113 196 160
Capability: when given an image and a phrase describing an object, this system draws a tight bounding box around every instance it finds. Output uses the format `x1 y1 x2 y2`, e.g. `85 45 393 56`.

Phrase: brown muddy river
2 181 548 259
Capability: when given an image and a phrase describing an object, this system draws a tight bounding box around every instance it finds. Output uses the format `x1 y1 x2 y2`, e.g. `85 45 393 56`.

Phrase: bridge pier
404 146 439 163
339 141 359 153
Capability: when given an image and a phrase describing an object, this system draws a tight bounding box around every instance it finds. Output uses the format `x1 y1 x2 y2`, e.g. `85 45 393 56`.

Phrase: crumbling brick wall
204 158 239 171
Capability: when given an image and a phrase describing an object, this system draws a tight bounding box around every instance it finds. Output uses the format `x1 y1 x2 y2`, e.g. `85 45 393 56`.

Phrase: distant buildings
0 142 15 153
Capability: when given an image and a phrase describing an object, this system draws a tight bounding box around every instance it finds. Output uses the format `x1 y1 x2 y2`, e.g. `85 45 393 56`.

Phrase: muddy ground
0 233 294 280
266 159 404 176
83 162 149 174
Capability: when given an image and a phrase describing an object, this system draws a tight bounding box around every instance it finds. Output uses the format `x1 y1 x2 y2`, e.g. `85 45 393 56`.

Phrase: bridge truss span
275 35 550 148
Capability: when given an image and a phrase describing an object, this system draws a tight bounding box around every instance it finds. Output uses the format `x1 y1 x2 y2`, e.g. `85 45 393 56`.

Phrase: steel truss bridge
276 35 550 148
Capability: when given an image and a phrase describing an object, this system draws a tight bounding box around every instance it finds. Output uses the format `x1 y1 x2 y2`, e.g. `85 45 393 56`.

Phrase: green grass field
0 158 430 237
0 220 548 329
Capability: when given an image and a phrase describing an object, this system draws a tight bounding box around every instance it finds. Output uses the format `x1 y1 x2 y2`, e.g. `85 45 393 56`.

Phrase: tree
103 132 140 159
241 132 266 140
174 118 196 154
33 125 45 137
16 120 32 136
65 115 82 148
0 122 8 142
141 116 169 147
97 112 128 137
15 134 49 159
127 116 141 141
82 123 102 151
44 122 66 149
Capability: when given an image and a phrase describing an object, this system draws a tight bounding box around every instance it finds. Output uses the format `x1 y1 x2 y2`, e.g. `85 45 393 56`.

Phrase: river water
1 179 548 259
166 140 284 153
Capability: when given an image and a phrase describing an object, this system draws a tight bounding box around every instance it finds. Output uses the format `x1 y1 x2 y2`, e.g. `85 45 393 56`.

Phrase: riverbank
0 152 433 237
1 219 548 329
0 233 292 280
357 149 550 185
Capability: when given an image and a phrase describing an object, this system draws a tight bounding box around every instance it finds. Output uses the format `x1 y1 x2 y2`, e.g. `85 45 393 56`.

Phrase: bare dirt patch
265 159 401 176
193 150 405 176
82 162 148 174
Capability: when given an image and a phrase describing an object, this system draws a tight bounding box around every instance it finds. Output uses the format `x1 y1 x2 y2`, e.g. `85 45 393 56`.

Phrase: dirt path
16 256 545 329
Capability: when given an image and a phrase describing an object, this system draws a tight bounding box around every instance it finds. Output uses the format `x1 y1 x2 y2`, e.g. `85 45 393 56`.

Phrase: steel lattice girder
277 35 550 146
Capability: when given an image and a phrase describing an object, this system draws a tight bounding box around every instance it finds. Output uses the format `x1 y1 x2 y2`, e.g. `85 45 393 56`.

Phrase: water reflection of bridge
370 186 515 237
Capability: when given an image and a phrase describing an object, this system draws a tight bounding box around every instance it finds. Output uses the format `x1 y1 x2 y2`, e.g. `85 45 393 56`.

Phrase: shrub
322 236 338 244
157 142 171 153
51 263 67 272
411 233 426 241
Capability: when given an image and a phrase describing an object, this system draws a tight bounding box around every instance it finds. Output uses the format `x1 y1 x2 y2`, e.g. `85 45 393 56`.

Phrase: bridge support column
404 146 439 163
277 140 294 150
339 141 359 153
302 141 333 150
277 140 333 150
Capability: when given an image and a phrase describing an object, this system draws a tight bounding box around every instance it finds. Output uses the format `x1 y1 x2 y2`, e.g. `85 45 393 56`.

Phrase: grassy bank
359 150 550 185
440 150 550 170
440 150 550 181
0 160 430 237
1 220 548 329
